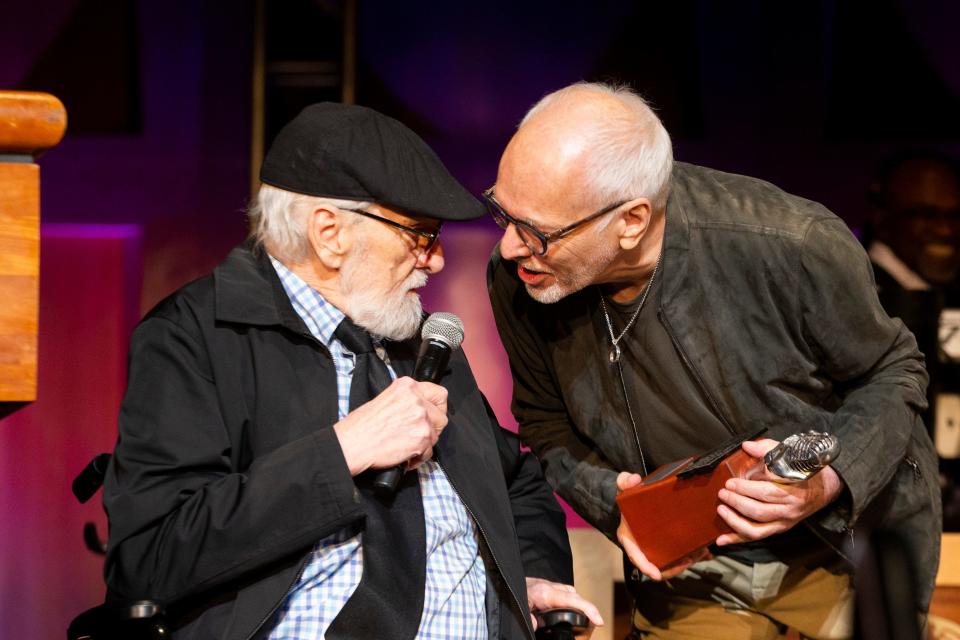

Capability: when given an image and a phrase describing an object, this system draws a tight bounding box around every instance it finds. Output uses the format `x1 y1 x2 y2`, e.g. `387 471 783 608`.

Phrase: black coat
103 243 572 639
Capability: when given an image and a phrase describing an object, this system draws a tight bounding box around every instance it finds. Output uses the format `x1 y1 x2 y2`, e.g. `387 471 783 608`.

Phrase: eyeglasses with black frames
340 207 442 258
482 187 628 256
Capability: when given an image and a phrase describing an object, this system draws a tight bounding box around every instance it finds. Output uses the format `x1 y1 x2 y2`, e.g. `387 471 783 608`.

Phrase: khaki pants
629 553 853 640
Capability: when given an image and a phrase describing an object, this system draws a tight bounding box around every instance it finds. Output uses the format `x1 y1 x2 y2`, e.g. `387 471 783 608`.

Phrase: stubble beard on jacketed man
520 239 620 304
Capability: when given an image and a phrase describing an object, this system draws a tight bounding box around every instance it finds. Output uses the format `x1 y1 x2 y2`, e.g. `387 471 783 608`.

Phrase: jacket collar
658 164 691 311
213 241 312 336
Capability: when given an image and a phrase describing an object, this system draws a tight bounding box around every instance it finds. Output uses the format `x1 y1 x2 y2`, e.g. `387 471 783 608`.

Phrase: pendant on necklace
609 343 621 363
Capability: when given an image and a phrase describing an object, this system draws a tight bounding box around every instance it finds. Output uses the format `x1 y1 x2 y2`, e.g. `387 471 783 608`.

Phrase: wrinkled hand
615 472 707 581
525 577 603 632
716 438 844 546
333 376 448 476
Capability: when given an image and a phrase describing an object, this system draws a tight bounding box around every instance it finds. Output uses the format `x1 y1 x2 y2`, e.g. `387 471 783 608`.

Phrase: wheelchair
68 454 168 639
67 454 588 639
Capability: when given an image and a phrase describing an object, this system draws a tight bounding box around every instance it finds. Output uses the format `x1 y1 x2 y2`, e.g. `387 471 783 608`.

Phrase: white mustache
405 269 429 290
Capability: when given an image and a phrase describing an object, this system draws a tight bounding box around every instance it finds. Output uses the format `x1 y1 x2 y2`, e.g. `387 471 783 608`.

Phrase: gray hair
247 184 371 262
521 82 673 211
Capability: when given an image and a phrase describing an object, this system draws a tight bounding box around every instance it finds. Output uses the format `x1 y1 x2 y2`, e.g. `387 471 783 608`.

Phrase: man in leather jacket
486 82 939 638
103 103 601 639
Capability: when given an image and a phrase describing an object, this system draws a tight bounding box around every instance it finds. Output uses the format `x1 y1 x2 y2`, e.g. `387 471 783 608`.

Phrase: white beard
339 243 427 341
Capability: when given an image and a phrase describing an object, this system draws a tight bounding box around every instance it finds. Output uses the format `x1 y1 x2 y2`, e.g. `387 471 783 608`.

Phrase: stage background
1 1 958 636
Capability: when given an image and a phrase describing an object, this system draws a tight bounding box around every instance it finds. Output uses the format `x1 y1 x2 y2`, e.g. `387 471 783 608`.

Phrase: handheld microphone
373 312 465 498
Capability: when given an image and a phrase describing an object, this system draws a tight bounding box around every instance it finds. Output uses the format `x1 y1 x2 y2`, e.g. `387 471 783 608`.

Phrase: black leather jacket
488 162 941 610
104 243 572 639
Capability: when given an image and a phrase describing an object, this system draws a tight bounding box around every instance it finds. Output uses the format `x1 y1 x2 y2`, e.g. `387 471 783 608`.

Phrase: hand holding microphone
332 313 464 497
373 312 464 497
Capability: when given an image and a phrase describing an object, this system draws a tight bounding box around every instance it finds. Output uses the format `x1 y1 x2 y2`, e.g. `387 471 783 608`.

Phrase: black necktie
334 317 395 412
326 317 426 640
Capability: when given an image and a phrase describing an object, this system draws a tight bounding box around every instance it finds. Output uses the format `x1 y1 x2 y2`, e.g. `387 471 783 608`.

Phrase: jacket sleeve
798 218 930 530
103 313 364 604
482 395 574 585
487 249 621 539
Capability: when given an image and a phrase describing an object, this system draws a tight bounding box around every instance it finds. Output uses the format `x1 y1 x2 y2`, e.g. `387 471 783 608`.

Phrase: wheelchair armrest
67 600 167 640
534 608 590 639
72 453 112 504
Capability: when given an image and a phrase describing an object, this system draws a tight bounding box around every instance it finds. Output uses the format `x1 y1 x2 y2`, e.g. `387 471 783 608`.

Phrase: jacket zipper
244 553 311 640
658 310 737 436
435 456 535 640
905 456 921 481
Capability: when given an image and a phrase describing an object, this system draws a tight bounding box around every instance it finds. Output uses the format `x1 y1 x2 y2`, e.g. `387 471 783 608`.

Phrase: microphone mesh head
422 312 464 351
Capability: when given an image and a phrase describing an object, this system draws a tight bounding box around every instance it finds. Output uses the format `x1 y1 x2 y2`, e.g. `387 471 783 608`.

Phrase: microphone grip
372 338 453 499
373 463 405 497
412 338 453 383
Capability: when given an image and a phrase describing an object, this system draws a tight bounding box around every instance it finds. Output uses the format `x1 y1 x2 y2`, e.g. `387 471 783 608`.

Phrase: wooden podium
0 91 66 417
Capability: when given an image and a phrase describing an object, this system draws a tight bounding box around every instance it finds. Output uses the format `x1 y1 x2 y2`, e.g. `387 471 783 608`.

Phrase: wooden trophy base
616 444 760 569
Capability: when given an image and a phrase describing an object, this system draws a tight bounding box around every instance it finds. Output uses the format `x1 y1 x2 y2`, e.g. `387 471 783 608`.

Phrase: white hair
247 184 371 262
521 82 674 211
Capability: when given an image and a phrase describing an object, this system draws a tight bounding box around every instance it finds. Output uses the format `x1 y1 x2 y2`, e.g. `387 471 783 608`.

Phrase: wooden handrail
0 91 67 155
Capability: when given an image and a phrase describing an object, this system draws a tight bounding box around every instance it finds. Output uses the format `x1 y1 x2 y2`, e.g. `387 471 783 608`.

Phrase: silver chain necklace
598 252 663 364
597 253 663 476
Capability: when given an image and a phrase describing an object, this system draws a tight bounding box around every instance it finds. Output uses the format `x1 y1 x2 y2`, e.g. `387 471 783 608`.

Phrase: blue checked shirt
267 257 488 639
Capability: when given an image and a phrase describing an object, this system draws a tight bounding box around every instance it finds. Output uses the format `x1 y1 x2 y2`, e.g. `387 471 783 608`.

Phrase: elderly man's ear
619 198 653 251
308 207 349 269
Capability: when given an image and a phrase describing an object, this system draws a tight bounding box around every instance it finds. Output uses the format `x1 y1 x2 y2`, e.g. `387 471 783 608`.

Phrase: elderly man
103 103 600 639
486 82 940 638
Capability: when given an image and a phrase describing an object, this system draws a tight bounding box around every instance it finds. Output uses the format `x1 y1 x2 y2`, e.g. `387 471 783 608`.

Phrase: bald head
497 83 673 218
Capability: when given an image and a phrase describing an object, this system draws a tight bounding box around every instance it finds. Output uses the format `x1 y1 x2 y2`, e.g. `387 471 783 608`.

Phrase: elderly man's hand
715 439 844 546
333 376 448 476
525 577 603 633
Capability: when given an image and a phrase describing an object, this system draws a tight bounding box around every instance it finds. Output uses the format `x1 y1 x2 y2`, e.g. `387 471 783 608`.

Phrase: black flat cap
260 103 484 221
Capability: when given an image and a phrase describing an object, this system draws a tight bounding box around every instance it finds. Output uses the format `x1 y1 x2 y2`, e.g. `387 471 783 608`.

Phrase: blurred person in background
865 149 960 529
